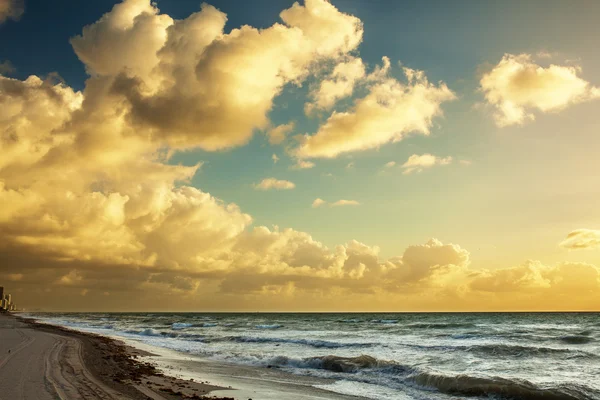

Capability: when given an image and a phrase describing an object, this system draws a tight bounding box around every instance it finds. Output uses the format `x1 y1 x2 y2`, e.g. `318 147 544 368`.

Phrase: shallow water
27 312 600 399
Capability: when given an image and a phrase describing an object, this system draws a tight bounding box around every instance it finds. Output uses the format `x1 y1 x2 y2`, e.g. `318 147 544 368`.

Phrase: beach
14 311 600 400
0 313 363 400
0 313 233 400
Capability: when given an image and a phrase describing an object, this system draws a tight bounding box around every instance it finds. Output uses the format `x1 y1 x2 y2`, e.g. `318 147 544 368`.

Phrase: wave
171 322 193 330
560 336 594 345
222 335 373 349
260 354 409 375
197 322 218 327
411 372 594 400
371 319 398 324
126 328 163 337
403 342 597 359
405 322 476 329
255 324 282 329
466 343 596 359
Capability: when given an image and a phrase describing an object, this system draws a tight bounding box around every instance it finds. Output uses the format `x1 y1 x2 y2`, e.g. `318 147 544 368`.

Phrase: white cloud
312 198 326 208
401 154 452 175
254 178 296 191
384 161 396 168
560 229 600 250
480 53 600 126
312 198 360 208
0 0 23 24
331 199 360 207
272 154 280 164
267 123 295 145
295 63 455 158
305 56 365 114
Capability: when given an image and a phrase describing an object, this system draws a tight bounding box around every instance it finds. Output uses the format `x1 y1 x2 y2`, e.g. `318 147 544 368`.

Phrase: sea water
26 312 600 399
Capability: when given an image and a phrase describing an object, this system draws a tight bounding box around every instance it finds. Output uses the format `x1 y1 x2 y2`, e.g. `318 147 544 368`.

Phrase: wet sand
0 313 232 399
119 338 366 400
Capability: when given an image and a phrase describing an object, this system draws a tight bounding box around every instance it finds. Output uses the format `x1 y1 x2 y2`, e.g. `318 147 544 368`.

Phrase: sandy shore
0 313 233 399
123 339 365 400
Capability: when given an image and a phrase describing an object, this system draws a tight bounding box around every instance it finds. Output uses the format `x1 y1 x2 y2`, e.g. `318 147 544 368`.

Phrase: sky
1 0 600 311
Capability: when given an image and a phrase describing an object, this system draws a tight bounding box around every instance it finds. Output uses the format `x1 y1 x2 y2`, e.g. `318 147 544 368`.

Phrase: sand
0 313 233 399
119 338 365 400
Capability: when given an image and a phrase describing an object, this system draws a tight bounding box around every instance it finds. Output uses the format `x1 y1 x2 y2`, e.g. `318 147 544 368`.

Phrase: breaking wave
560 335 594 345
411 372 594 400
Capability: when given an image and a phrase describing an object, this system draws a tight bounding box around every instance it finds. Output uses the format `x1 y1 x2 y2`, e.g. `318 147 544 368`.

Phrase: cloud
69 0 363 151
312 198 360 208
295 62 455 158
291 160 315 169
401 153 452 174
331 199 360 207
480 53 600 126
560 229 600 250
397 238 470 281
267 122 295 145
312 198 326 208
305 56 365 114
253 178 296 190
0 0 23 24
2 0 599 311
470 260 600 295
272 154 279 163
384 161 396 168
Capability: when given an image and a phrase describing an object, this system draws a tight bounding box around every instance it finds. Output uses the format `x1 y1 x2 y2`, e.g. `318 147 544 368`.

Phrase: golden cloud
305 56 365 114
70 0 362 151
0 0 23 23
560 229 600 250
401 153 452 175
266 122 295 145
480 53 600 126
295 64 455 158
253 178 296 190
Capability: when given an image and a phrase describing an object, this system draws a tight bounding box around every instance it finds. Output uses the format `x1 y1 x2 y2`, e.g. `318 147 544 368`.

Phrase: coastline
7 313 365 400
1 313 232 399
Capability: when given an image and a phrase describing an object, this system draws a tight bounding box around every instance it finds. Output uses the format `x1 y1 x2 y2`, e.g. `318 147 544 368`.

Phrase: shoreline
9 313 364 400
1 313 233 399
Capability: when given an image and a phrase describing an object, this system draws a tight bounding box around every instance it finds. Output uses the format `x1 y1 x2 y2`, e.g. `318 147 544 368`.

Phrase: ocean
26 312 600 399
